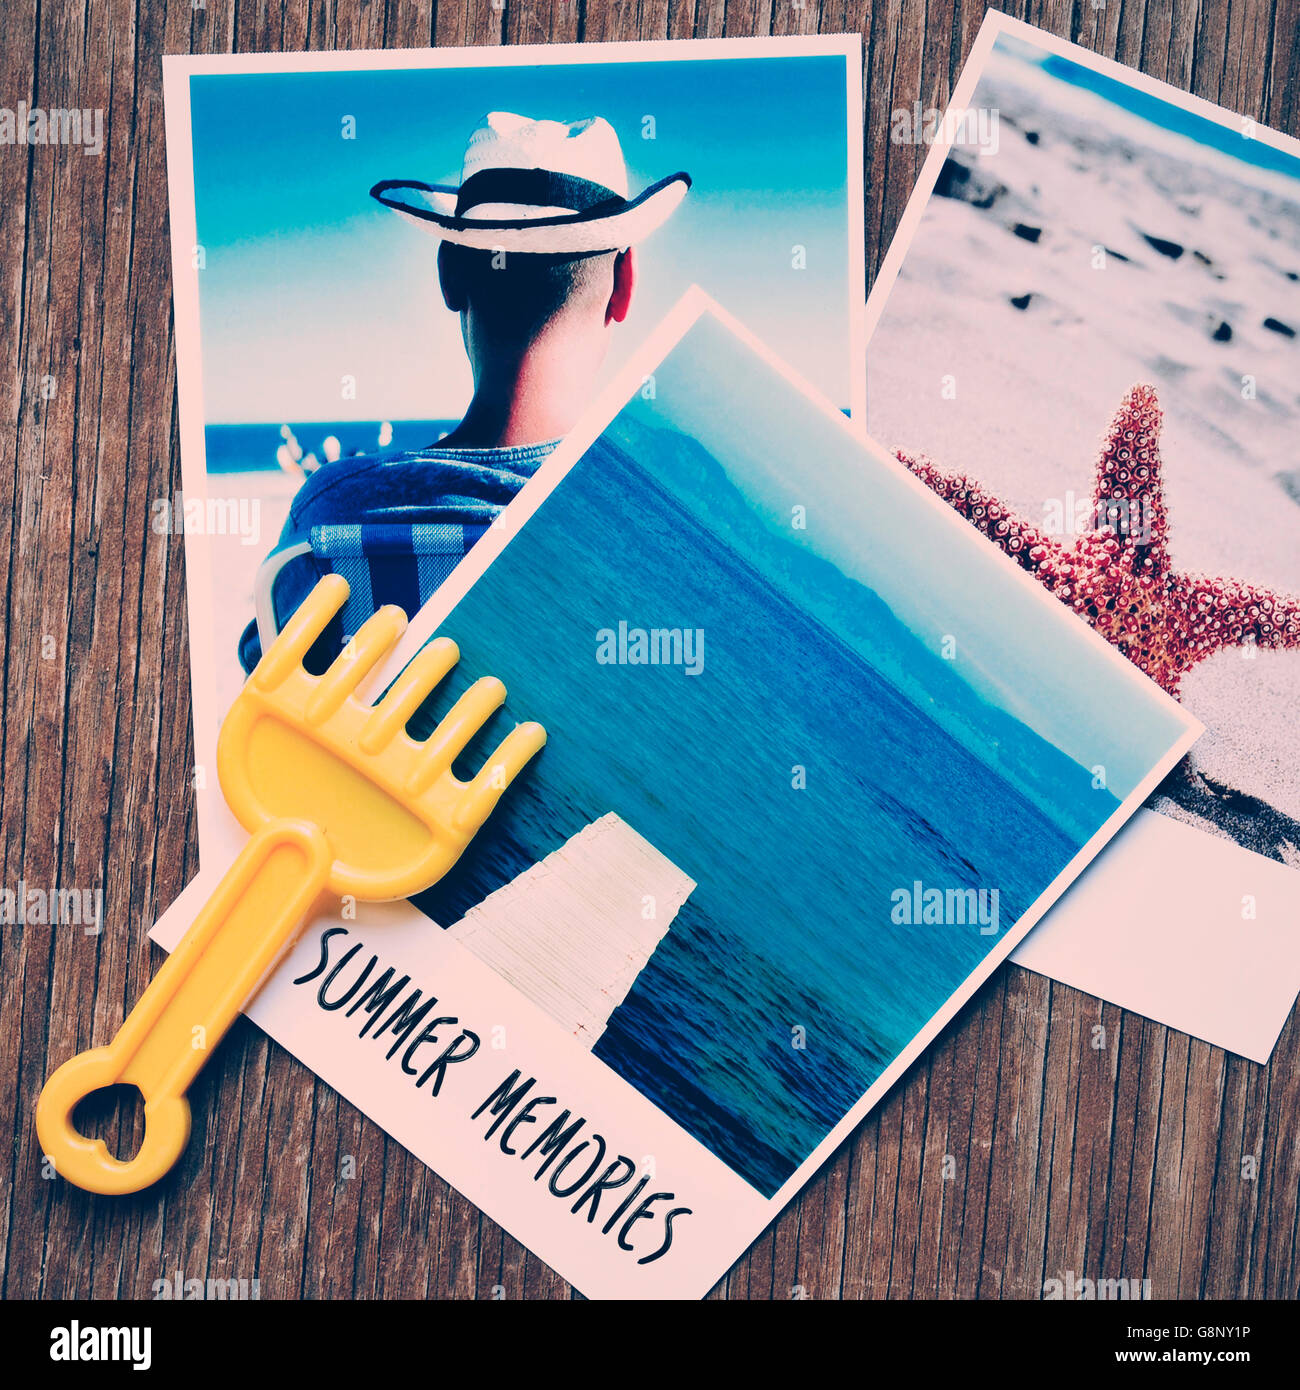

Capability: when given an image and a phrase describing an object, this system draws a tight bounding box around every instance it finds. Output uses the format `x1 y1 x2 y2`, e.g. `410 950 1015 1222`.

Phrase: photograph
865 22 1300 868
163 39 864 727
380 294 1199 1197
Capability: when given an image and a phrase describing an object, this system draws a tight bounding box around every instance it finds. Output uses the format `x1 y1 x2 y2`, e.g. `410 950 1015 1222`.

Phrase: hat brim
370 172 690 253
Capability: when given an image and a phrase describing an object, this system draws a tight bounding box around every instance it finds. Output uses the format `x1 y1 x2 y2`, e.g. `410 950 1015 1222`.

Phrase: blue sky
189 56 854 422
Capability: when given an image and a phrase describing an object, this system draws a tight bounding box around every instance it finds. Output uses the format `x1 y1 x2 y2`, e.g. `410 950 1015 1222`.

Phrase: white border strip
164 34 862 77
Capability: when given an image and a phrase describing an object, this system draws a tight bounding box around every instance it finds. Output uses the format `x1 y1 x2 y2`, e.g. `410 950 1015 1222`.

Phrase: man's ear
605 247 635 325
438 243 467 313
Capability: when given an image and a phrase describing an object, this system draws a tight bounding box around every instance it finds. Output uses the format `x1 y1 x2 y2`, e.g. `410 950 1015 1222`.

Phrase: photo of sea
400 311 1196 1196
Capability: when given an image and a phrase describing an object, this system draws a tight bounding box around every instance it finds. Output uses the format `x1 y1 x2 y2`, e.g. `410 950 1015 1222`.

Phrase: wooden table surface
3 0 1298 1301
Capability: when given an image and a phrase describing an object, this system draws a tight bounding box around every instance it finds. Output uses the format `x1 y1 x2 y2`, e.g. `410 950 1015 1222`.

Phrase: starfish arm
893 449 1069 577
1091 383 1170 577
1172 573 1300 660
894 394 1297 703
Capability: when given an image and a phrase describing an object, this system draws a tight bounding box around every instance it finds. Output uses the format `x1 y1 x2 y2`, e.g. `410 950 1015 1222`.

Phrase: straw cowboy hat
370 110 691 254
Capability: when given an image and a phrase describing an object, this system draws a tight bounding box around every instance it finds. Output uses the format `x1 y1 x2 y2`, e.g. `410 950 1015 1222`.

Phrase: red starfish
894 384 1300 697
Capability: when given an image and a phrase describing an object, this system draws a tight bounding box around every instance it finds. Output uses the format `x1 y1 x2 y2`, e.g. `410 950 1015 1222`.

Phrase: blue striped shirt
239 439 559 672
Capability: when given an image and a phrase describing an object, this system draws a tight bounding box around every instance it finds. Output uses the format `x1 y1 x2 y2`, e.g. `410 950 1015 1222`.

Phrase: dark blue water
204 420 454 473
405 432 1111 1196
1018 43 1300 185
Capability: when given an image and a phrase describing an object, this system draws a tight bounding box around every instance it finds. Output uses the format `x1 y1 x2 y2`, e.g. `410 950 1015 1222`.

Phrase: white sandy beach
867 43 1300 831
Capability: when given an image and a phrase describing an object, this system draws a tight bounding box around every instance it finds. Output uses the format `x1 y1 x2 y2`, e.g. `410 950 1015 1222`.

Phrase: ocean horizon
204 420 455 474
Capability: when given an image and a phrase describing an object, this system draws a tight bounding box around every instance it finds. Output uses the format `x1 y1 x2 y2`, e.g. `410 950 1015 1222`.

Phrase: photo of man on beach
242 107 691 676
171 42 864 718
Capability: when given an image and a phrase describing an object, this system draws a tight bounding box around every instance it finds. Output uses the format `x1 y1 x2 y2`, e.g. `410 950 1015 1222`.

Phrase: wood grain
2 0 1297 1301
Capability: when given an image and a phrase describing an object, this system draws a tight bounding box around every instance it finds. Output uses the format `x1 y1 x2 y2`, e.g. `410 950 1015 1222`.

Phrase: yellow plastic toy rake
37 575 545 1194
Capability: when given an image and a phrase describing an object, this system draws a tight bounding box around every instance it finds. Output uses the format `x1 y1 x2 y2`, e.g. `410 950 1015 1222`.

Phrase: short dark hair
440 244 615 339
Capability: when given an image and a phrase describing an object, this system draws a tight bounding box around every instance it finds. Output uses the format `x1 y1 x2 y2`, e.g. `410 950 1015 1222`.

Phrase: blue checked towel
238 440 558 674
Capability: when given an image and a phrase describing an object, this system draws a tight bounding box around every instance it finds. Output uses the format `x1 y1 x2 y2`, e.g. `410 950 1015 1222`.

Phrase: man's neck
438 333 605 450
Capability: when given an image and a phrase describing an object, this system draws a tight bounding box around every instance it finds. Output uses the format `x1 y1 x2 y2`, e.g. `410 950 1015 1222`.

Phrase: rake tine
252 573 350 691
452 722 548 834
404 677 506 797
359 637 460 755
305 605 407 725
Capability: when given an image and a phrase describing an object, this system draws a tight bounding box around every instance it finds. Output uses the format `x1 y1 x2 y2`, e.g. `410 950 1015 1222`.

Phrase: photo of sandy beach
866 30 1300 866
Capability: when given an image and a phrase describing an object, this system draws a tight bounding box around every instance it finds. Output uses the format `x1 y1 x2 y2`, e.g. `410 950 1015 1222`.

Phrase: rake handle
36 818 332 1195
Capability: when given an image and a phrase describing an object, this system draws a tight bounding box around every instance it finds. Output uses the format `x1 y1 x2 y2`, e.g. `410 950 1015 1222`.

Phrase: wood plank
0 0 1296 1302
